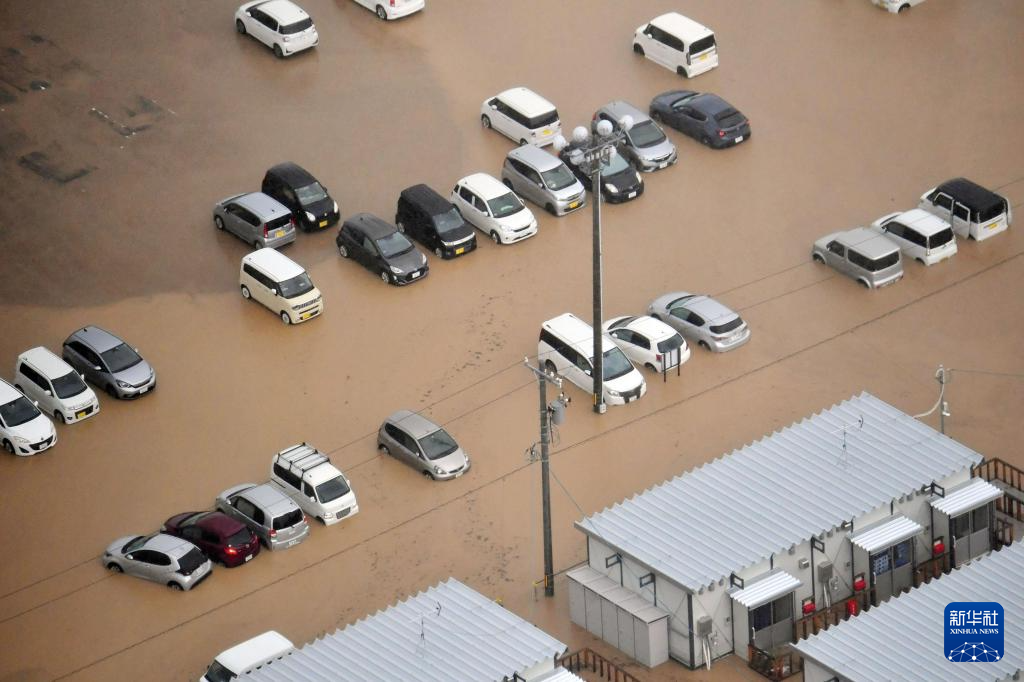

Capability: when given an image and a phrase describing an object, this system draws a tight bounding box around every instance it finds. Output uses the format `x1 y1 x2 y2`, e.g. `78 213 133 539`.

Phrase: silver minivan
593 101 677 172
501 145 586 216
215 483 310 551
377 410 471 481
213 192 297 249
812 228 904 289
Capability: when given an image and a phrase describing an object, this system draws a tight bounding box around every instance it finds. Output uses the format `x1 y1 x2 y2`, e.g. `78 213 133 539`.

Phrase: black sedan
559 144 644 204
261 162 340 231
336 213 429 285
649 91 750 149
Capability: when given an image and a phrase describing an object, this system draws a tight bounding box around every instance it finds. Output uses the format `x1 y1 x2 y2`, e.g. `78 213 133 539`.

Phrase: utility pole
937 365 950 434
590 164 604 414
524 357 567 597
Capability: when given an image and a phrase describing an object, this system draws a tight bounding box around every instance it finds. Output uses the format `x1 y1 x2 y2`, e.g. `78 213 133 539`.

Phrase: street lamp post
553 118 634 414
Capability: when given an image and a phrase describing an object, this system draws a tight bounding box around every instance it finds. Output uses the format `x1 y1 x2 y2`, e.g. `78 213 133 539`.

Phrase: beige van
240 248 322 325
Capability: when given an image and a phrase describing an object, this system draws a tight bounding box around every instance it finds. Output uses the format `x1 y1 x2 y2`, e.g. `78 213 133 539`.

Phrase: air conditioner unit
696 615 712 638
818 561 833 583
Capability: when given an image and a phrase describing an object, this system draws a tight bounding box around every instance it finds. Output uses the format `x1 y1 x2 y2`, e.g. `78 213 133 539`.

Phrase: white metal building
242 578 572 681
571 392 1004 670
796 541 1024 681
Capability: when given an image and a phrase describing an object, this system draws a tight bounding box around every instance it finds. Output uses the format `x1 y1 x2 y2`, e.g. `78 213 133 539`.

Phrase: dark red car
161 511 260 567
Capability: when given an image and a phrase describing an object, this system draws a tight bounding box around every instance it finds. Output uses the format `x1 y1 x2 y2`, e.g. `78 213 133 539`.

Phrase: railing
914 552 950 586
559 648 642 682
974 458 1024 496
793 589 874 640
747 644 802 680
993 517 1015 548
996 494 1024 522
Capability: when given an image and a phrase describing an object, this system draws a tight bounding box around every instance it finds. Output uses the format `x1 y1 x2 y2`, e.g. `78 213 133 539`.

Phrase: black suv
261 162 340 231
336 213 429 286
396 184 476 259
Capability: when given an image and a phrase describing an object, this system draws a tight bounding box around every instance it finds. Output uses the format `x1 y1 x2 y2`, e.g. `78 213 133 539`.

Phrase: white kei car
350 0 425 21
603 316 690 373
0 378 57 456
451 173 538 245
235 0 318 58
14 347 99 424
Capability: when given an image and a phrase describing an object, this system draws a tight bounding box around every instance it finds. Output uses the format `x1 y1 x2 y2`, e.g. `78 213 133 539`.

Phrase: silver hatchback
648 292 751 352
812 227 904 289
593 101 677 172
501 145 586 216
102 532 212 591
215 483 310 551
213 192 297 249
377 410 471 481
62 326 156 399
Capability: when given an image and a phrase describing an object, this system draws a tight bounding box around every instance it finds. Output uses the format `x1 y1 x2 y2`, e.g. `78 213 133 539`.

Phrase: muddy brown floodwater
1 1 1022 680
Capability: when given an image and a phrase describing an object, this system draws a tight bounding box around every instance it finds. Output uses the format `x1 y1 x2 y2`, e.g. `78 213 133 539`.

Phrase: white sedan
603 315 690 372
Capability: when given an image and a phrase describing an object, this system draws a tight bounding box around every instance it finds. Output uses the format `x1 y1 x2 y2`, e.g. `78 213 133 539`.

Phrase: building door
951 503 993 567
869 550 893 605
891 539 914 595
969 504 992 561
749 594 794 652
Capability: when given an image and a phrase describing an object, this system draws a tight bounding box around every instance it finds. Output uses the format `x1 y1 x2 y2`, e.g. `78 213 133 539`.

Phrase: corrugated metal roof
567 565 670 623
576 392 984 592
241 578 566 682
850 515 923 554
931 478 1004 516
535 668 587 682
794 542 1024 681
729 571 802 609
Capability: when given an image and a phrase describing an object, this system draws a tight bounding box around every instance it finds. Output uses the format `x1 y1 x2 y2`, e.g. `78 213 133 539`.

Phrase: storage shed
573 392 1001 670
241 578 568 681
796 541 1024 681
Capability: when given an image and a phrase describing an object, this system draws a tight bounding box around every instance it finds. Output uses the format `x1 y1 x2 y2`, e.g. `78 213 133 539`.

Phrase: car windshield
657 334 684 353
628 120 666 148
52 371 88 399
101 343 142 374
204 662 234 682
0 396 40 427
604 151 632 175
603 347 634 381
928 228 954 249
279 272 315 299
541 165 577 191
280 18 313 34
418 428 459 461
433 208 464 236
295 182 328 206
177 548 206 574
226 527 252 547
709 317 744 335
272 509 304 531
488 192 525 218
315 476 352 503
376 231 414 258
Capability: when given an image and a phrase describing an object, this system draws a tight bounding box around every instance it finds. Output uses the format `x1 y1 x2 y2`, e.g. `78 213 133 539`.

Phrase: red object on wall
933 540 945 556
802 600 816 615
853 576 866 592
846 598 859 617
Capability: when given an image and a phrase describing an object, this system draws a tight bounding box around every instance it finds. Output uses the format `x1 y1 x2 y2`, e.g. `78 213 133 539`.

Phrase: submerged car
560 143 643 202
261 162 340 231
102 533 212 590
161 511 261 567
13 347 99 424
592 100 677 172
378 410 470 480
812 227 904 289
649 90 750 148
451 173 538 244
603 315 690 372
501 144 586 216
235 0 319 58
62 326 156 399
918 177 1012 241
213 191 297 249
0 378 56 456
648 292 750 352
336 213 429 285
216 483 311 551
870 209 957 266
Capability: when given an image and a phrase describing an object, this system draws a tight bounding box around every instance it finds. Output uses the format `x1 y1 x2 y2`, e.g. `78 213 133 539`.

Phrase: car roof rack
275 443 330 475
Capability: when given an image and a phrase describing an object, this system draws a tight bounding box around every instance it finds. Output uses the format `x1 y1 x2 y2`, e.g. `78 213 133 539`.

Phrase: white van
480 87 561 147
270 443 359 526
14 347 99 424
200 631 294 682
633 12 718 78
538 313 647 406
918 177 1012 242
240 248 323 325
871 209 957 266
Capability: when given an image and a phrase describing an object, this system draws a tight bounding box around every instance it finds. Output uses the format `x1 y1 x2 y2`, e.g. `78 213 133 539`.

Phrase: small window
884 221 906 239
827 240 845 257
458 186 474 203
152 552 172 567
20 364 48 391
903 227 927 248
951 512 971 540
972 505 990 531
201 529 220 545
687 311 705 327
847 249 869 270
523 167 543 185
472 195 489 213
362 235 376 253
932 192 953 211
384 423 403 440
303 481 316 498
234 497 257 521
632 333 651 350
274 463 301 489
893 540 912 568
870 550 892 575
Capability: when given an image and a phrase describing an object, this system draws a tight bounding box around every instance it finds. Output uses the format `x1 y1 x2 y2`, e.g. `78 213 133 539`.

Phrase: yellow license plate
542 129 552 135
568 201 579 209
76 410 86 419
301 311 313 320
275 230 285 238
319 220 328 227
988 223 998 230
455 247 465 255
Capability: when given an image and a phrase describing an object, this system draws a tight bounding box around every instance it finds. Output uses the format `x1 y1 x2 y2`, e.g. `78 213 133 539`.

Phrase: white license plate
411 271 420 279
658 162 668 169
275 230 285 238
287 538 300 547
735 135 744 143
244 553 253 562
139 386 148 395
319 220 328 228
455 470 464 478
627 191 636 199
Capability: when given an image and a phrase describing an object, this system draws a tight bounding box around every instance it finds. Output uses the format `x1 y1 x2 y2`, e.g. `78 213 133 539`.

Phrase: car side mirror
584 369 592 376
246 11 252 17
79 373 85 380
33 400 40 407
490 104 497 110
93 365 102 372
44 390 52 397
308 495 316 502
271 288 278 296
125 554 133 560
134 347 140 353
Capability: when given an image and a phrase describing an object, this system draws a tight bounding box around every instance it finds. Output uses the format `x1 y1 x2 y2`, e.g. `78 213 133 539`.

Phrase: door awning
930 478 1003 517
850 515 923 554
729 571 801 610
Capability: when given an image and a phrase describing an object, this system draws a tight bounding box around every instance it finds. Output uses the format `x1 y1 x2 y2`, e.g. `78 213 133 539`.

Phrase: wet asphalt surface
0 1 1022 680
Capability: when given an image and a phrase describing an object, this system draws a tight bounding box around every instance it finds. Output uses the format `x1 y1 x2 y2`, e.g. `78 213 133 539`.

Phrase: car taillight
225 547 238 555
718 130 726 138
655 353 662 362
289 217 296 227
390 0 395 5
269 529 276 538
263 224 269 238
304 516 310 525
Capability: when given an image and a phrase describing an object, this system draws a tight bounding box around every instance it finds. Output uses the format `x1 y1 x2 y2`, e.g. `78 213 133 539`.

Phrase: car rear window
689 35 716 56
657 334 684 353
267 214 292 230
226 527 252 547
280 18 313 34
976 198 1007 223
714 109 744 128
204 661 234 682
526 110 559 130
928 228 954 249
273 509 304 531
870 251 900 272
709 317 743 335
177 548 206 575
